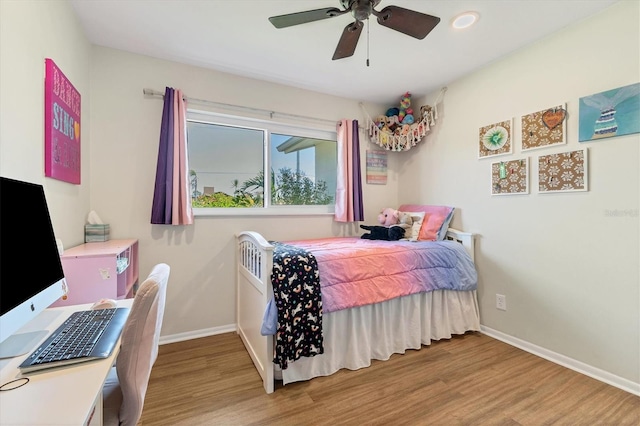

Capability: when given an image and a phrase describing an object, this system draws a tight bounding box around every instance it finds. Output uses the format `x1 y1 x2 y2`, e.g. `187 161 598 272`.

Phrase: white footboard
236 231 275 393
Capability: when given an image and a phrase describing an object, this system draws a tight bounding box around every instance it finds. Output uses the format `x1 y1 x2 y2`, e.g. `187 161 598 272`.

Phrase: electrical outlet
496 294 507 311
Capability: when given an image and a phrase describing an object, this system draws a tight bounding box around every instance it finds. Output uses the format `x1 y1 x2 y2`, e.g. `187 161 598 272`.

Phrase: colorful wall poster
44 58 81 184
366 150 387 185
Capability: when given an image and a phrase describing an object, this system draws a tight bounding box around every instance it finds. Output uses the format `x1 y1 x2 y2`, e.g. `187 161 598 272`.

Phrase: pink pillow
399 204 455 241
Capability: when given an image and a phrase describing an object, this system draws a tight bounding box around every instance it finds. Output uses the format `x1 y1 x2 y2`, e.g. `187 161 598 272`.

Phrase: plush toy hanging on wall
360 208 413 241
398 92 414 124
364 87 446 152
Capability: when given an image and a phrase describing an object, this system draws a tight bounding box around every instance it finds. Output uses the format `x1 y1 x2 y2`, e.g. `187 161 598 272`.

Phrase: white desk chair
102 263 170 426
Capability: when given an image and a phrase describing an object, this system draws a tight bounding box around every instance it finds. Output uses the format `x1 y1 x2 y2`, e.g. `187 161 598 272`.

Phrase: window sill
193 206 335 217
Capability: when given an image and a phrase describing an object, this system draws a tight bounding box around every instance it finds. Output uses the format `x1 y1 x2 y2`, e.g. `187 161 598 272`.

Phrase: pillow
398 204 455 241
402 211 426 241
436 208 456 241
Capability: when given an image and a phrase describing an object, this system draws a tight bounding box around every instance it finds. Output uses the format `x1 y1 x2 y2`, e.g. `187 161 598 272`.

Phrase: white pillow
404 211 426 241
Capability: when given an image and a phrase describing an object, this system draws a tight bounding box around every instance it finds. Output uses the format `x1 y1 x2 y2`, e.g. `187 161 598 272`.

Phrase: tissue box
85 224 110 242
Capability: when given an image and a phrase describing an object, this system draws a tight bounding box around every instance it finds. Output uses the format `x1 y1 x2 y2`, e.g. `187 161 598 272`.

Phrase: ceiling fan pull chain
366 17 370 67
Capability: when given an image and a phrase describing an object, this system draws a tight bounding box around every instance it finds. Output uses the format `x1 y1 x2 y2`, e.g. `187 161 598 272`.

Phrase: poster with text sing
44 58 81 184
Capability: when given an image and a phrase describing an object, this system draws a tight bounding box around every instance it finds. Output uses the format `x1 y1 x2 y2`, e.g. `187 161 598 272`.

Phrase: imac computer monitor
0 176 67 358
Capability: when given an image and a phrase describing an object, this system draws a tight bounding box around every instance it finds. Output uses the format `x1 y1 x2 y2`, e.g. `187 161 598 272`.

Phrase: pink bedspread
283 237 477 313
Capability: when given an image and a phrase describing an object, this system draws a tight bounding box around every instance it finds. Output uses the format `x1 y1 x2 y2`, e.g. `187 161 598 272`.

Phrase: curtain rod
142 88 342 127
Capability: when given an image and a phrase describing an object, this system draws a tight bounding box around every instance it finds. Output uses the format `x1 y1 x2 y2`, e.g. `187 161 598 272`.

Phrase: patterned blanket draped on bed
271 242 323 369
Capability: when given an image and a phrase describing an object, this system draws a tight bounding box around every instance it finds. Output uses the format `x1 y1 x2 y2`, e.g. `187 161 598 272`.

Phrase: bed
236 222 480 394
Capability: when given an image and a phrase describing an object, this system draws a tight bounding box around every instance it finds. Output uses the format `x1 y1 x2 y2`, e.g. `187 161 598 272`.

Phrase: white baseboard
481 325 640 397
159 323 236 345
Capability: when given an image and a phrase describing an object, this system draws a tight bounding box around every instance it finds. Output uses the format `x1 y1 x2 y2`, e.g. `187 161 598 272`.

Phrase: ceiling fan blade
269 7 345 28
332 21 364 60
374 5 440 39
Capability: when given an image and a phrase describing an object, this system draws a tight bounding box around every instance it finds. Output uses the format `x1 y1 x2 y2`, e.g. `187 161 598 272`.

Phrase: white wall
88 47 397 339
0 0 91 247
403 1 639 387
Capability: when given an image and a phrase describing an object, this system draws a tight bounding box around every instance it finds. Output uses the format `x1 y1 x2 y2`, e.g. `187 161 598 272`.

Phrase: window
187 110 337 216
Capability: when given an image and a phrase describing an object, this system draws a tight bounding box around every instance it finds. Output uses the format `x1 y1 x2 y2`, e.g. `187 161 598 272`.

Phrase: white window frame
187 109 337 217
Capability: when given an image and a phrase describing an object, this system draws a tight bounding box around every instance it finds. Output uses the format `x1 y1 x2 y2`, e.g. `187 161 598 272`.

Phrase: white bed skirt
277 289 480 385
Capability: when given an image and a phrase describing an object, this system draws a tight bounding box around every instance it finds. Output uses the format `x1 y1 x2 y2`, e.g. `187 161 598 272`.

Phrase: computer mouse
91 298 117 310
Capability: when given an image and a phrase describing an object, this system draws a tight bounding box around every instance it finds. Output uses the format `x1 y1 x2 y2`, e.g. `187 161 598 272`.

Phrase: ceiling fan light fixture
451 11 479 30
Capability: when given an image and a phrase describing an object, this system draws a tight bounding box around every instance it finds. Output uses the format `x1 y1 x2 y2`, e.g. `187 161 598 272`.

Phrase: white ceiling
70 0 619 106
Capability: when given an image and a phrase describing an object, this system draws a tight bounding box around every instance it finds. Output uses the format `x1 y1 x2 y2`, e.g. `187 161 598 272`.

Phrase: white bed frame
236 228 477 394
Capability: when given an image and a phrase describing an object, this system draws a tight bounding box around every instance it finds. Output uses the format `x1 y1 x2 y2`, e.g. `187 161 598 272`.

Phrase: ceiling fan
268 0 441 61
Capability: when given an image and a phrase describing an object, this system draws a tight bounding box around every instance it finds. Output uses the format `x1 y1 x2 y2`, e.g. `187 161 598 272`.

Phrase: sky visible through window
271 133 315 180
186 114 336 210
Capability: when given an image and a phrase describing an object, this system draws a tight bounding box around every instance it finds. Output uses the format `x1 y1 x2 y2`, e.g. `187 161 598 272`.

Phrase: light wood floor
139 332 639 425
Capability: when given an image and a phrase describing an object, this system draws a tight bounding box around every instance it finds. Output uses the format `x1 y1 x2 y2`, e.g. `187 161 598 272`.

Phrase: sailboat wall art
579 82 640 142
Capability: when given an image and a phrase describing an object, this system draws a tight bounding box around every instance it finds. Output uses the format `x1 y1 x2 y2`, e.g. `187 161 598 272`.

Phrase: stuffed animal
395 211 414 231
420 105 435 125
401 108 415 124
378 207 399 226
360 208 413 241
360 225 405 241
398 92 412 122
386 107 399 117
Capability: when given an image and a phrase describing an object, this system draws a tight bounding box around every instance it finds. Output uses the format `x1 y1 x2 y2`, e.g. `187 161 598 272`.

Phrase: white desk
0 299 133 426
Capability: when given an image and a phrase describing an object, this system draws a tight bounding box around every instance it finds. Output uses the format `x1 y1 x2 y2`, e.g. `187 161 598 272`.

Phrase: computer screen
0 176 67 357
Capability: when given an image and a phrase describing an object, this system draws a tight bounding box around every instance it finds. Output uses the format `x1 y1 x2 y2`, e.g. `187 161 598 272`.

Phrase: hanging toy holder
361 87 447 152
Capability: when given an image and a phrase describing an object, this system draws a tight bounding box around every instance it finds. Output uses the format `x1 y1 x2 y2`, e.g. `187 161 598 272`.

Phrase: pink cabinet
51 239 139 307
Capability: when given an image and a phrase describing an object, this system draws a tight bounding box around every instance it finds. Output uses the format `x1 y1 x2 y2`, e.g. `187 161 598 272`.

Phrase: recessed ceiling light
451 12 479 30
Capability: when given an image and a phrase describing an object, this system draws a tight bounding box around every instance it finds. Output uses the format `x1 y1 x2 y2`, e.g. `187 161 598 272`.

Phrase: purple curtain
351 120 364 221
151 87 193 225
334 119 364 222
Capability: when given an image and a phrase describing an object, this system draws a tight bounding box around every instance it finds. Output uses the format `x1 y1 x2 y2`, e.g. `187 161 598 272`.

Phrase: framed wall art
44 58 81 184
521 103 567 151
366 150 387 185
478 119 513 159
538 148 588 193
579 82 640 142
491 157 529 196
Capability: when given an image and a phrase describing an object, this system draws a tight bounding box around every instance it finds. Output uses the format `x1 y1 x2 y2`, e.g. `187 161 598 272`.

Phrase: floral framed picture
479 119 513 159
521 103 567 152
491 157 529 196
538 148 588 193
